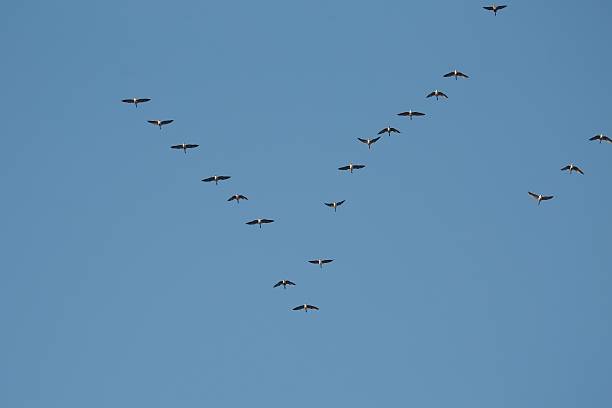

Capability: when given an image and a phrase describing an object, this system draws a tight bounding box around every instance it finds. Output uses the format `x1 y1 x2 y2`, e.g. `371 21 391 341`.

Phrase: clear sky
1 1 611 407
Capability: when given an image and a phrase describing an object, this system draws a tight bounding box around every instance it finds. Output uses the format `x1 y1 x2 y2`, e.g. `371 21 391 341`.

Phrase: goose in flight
171 143 198 154
338 163 365 173
528 191 554 205
443 70 469 80
483 4 507 15
397 110 425 120
227 194 248 203
292 304 319 312
561 164 584 175
202 175 231 185
589 134 612 144
308 259 334 268
377 126 400 136
246 218 274 228
147 119 174 129
122 97 151 107
273 280 296 289
426 90 448 100
357 137 381 149
324 200 345 212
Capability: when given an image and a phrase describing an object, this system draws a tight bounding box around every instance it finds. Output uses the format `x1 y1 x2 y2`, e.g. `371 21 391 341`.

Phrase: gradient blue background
2 1 611 407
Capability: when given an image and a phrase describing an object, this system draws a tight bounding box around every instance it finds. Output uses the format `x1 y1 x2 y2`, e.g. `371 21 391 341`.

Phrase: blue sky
1 1 612 407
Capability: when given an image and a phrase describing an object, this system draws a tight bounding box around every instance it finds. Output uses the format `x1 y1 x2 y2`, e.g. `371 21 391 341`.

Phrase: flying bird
308 259 334 268
377 126 400 136
443 70 469 80
227 194 248 203
397 110 425 120
338 163 365 173
202 175 231 185
589 134 612 144
292 304 319 312
122 97 151 107
170 143 198 154
147 119 174 129
324 200 345 212
246 218 274 228
427 90 448 100
528 191 554 205
483 4 507 15
561 164 584 175
357 137 381 149
273 280 296 289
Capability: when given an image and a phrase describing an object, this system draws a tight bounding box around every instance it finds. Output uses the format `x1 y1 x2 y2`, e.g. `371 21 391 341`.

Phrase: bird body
357 137 381 149
324 200 345 212
122 97 151 107
170 143 198 154
147 119 174 129
589 134 612 144
292 304 319 312
228 194 248 203
426 90 448 100
443 70 469 80
274 280 296 289
202 175 231 185
561 164 584 175
338 163 365 173
246 218 274 228
308 259 334 268
528 191 554 205
377 126 400 136
397 110 425 120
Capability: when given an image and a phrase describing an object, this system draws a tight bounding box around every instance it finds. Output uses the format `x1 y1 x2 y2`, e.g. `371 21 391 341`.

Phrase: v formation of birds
122 4 609 314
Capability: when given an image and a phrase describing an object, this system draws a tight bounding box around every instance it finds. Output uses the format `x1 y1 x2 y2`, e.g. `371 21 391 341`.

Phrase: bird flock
121 4 610 315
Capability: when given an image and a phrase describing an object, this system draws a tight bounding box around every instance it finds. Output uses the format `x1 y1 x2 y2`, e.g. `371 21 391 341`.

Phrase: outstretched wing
238 195 248 200
261 219 274 224
541 195 554 201
389 128 400 133
217 176 231 181
324 202 334 207
136 98 151 103
286 281 296 286
273 281 283 288
603 136 612 143
412 111 425 116
336 200 346 206
443 72 454 77
352 164 365 169
227 195 237 201
497 5 507 10
438 92 448 98
147 120 158 124
307 305 319 310
458 72 469 78
483 6 494 11
292 305 305 311
322 259 334 264
170 145 183 149
560 165 570 171
377 128 387 134
338 165 350 171
185 144 199 148
202 177 215 182
589 135 600 141
371 136 381 144
528 192 539 199
160 120 174 125
575 167 584 175
426 92 436 98
308 260 319 264
246 220 259 225
357 138 368 144
122 99 135 103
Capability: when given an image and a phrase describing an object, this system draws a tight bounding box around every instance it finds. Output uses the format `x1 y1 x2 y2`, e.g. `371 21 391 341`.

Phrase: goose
122 97 151 107
147 119 174 129
426 90 448 100
528 191 554 205
273 280 296 289
338 163 365 173
227 194 248 203
201 175 231 185
246 218 274 228
483 4 507 15
561 164 584 175
443 70 469 80
589 134 612 144
324 200 345 212
357 137 381 149
397 110 425 120
377 126 400 136
170 143 198 154
292 304 319 312
308 259 334 268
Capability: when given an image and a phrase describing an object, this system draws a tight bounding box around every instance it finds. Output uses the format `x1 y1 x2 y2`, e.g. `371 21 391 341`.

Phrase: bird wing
603 136 612 143
308 260 319 264
443 72 454 77
292 305 305 311
322 259 334 264
202 177 215 182
589 135 600 141
497 5 507 10
185 144 199 148
371 136 381 143
337 200 345 206
338 165 350 171
122 99 135 103
325 202 334 207
238 195 248 200
287 281 296 286
377 129 387 134
307 305 319 310
147 120 158 124
273 281 282 288
528 192 539 199
542 195 554 201
413 112 425 116
439 92 448 98
426 92 435 98
561 165 570 171
217 176 231 180
246 220 259 225
261 219 274 224
575 167 584 174
160 120 173 125
458 72 469 78
352 164 365 169
227 195 237 201
390 128 400 133
357 138 368 144
397 111 410 116
136 98 151 103
483 6 494 11
170 145 182 149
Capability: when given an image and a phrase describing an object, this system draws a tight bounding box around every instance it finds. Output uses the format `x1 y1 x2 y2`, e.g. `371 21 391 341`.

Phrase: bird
122 97 151 107
443 70 469 80
147 119 174 129
561 164 584 175
308 259 334 268
397 110 425 120
246 218 274 228
377 126 400 136
589 134 612 144
170 143 198 154
528 191 554 205
483 4 507 15
324 200 345 212
201 175 231 185
426 90 448 100
292 304 319 312
338 163 365 173
273 280 296 289
357 137 381 149
227 194 248 203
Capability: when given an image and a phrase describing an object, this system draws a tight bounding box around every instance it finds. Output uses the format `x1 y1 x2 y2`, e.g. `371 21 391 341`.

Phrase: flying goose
292 304 319 312
147 119 174 129
443 70 469 80
170 143 198 154
561 164 584 175
357 137 381 149
308 259 334 268
122 97 151 107
324 200 345 212
528 191 554 205
338 163 365 173
227 194 248 203
246 218 274 228
589 134 612 144
202 175 231 185
273 280 296 289
397 110 425 120
483 4 507 15
377 126 400 136
426 90 448 100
